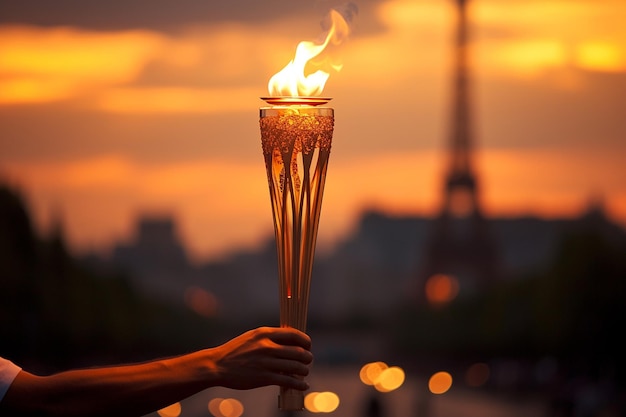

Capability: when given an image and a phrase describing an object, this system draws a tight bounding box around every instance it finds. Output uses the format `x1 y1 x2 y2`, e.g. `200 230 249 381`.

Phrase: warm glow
305 392 340 413
360 361 388 386
425 274 460 305
465 362 490 388
0 77 76 104
374 366 406 392
471 0 626 80
208 398 224 417
359 362 406 393
0 25 162 104
184 286 219 317
576 41 626 72
219 398 244 417
267 7 354 97
208 398 244 417
0 26 160 77
0 0 622 272
429 371 453 394
97 87 259 114
157 402 181 417
378 0 449 30
304 392 318 412
4 147 626 261
491 40 567 75
0 0 624 109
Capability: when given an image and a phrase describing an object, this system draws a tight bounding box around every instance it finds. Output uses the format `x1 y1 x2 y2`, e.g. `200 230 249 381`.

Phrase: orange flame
268 7 354 97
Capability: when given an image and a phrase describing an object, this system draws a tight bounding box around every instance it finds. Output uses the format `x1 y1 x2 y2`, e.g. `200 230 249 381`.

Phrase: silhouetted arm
0 327 312 417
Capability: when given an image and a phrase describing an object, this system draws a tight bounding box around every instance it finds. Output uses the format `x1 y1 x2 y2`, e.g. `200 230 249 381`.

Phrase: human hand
208 327 313 391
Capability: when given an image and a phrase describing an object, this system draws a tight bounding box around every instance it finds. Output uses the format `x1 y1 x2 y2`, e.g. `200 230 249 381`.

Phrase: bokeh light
304 392 318 412
208 397 244 417
360 361 406 393
305 391 340 413
425 274 459 305
157 402 181 417
374 366 406 392
184 285 219 317
359 361 388 386
428 371 453 394
208 398 224 417
465 362 490 388
219 398 244 417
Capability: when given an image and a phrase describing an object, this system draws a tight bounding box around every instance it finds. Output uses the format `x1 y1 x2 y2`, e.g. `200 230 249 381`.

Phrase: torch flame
268 8 353 97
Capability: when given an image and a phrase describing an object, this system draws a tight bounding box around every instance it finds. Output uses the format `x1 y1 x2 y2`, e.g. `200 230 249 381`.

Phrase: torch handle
279 386 304 411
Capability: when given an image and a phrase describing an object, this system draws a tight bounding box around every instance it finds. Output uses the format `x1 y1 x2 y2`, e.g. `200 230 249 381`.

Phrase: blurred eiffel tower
417 0 499 302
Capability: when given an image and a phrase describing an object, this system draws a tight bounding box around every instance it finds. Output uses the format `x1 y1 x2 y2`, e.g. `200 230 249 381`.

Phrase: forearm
0 327 312 417
1 351 216 417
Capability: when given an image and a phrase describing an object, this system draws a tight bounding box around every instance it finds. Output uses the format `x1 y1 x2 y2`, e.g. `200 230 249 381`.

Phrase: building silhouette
107 214 279 323
111 216 193 301
416 0 499 302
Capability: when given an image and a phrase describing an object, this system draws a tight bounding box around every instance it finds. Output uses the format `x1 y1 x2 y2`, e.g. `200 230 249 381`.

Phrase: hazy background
1 0 624 262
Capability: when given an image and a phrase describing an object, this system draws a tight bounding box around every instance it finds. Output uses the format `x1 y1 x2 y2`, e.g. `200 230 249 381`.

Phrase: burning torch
259 6 355 411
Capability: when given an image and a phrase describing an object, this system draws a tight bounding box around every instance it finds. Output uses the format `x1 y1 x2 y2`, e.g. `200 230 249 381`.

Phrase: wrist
193 349 221 388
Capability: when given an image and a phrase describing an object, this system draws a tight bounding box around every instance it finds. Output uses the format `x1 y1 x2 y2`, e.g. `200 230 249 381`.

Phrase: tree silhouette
0 183 216 373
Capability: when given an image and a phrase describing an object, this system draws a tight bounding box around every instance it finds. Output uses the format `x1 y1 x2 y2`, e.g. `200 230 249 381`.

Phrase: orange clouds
96 86 260 114
476 148 626 222
0 0 625 260
472 0 626 77
2 156 270 260
0 25 162 103
2 0 624 109
0 23 287 110
4 147 624 260
576 41 626 72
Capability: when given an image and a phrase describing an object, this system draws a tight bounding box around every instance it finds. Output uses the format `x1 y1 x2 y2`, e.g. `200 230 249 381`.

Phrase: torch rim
260 96 332 106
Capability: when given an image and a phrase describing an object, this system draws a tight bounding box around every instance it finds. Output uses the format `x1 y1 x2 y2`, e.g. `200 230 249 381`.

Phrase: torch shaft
260 106 334 410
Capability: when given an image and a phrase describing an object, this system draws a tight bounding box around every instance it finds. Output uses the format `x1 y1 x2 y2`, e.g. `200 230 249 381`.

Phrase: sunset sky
1 0 625 261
